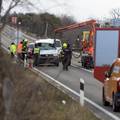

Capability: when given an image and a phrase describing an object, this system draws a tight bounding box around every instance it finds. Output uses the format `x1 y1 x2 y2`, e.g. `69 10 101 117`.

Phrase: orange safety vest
88 47 94 55
17 43 22 53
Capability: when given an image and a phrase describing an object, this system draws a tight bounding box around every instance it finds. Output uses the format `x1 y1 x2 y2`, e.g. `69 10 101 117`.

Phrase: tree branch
0 0 33 31
111 8 120 19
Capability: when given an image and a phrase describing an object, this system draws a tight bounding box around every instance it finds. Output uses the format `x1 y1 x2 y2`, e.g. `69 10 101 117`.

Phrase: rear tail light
117 80 120 91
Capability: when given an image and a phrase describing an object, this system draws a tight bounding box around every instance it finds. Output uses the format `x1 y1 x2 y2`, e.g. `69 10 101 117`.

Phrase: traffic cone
29 62 31 68
29 60 33 68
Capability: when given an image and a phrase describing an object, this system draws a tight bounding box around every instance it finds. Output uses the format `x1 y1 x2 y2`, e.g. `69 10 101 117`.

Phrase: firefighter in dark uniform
33 44 40 67
61 42 72 71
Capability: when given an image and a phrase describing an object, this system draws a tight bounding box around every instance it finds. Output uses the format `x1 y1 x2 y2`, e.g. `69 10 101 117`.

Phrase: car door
104 64 114 101
106 63 120 101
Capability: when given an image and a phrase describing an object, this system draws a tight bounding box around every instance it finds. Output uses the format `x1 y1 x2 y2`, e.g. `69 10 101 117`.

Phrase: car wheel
81 62 83 67
112 94 118 112
102 87 110 106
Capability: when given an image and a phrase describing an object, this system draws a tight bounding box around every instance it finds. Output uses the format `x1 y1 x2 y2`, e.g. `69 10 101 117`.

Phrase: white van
35 39 59 66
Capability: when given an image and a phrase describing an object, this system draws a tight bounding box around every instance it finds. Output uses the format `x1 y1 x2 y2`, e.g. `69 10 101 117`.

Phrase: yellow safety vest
34 47 40 54
10 44 16 54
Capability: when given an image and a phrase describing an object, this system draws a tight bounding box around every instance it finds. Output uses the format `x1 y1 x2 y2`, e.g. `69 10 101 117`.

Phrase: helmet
63 43 67 48
20 41 23 44
24 39 28 42
22 39 25 42
11 42 14 45
22 39 28 42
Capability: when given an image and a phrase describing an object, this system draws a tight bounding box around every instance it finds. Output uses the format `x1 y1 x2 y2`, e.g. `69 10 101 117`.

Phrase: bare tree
60 15 76 26
110 8 120 19
0 0 33 31
0 0 33 119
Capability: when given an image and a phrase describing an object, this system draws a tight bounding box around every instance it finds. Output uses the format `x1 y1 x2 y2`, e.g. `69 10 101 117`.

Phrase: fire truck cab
54 19 96 69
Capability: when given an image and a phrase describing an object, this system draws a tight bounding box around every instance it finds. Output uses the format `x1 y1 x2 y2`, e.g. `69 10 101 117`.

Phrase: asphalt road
37 64 120 117
2 25 120 120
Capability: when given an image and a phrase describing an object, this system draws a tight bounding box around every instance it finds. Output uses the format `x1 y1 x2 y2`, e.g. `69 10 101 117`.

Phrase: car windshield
112 65 120 74
55 41 61 47
37 43 56 50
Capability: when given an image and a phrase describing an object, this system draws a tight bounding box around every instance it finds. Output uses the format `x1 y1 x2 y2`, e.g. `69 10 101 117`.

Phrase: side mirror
104 71 110 78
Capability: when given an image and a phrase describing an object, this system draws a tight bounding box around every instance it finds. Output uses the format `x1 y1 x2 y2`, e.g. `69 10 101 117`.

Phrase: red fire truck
54 19 96 69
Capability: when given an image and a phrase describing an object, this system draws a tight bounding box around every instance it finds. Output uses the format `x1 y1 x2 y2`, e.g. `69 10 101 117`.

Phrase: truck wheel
112 95 118 112
102 87 109 106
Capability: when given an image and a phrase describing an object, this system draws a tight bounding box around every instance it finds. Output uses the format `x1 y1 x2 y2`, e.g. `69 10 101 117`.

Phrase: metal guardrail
5 25 37 43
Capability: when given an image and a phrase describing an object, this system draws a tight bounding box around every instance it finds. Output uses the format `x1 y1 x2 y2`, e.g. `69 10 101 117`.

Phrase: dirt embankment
0 48 100 120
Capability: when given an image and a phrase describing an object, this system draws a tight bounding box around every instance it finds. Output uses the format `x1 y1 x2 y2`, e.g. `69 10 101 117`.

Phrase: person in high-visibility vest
22 39 28 52
22 39 28 60
61 42 72 70
17 41 23 60
10 42 16 58
33 44 40 66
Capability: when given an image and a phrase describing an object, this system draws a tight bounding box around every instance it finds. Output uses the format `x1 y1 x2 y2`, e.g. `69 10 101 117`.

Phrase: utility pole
0 0 2 44
44 21 48 38
0 0 2 19
17 21 21 45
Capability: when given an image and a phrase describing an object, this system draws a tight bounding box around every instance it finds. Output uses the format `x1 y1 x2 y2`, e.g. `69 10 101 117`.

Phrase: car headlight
53 53 59 57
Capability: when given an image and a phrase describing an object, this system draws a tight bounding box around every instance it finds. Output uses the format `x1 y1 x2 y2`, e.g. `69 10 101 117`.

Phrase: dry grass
0 48 100 120
0 48 8 120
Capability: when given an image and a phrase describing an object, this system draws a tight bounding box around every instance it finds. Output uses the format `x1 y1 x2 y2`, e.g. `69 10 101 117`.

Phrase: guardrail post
80 78 85 106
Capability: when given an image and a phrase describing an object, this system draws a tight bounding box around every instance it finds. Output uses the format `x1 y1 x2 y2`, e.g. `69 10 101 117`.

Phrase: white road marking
71 64 93 73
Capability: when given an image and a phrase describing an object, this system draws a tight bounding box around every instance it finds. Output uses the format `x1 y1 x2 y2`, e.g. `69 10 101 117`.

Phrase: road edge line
71 64 93 73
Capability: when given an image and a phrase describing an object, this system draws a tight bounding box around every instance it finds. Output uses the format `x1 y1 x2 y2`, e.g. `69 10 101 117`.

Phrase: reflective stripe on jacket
34 47 40 54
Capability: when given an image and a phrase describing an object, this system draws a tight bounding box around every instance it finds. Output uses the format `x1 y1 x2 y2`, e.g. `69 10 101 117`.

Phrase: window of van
28 44 34 49
55 40 61 47
37 43 55 50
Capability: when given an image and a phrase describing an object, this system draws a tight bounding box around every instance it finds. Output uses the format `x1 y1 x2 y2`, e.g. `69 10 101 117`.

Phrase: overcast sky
12 0 120 21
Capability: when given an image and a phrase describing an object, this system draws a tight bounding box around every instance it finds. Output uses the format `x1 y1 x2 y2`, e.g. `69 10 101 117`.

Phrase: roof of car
55 39 61 41
35 39 54 44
